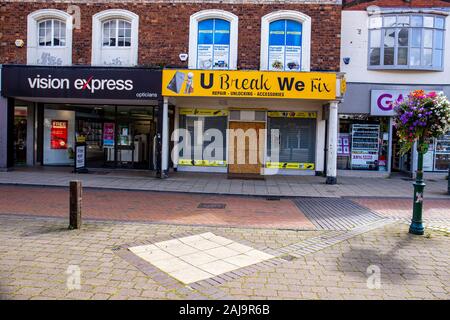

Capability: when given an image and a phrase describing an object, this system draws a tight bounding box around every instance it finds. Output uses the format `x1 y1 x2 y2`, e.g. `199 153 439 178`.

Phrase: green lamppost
393 90 450 235
409 139 427 235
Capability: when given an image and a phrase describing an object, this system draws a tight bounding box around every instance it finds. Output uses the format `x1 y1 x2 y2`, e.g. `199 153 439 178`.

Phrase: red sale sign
51 120 68 149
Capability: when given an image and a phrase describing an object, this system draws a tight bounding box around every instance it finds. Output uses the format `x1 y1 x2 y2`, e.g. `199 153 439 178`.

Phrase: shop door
14 107 27 165
228 122 265 176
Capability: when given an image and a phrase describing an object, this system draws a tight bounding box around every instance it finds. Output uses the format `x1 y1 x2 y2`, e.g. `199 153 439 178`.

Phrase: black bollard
69 180 82 229
448 166 450 195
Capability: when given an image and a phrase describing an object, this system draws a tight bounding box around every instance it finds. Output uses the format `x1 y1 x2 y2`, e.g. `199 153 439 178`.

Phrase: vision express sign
1 65 162 100
162 69 336 100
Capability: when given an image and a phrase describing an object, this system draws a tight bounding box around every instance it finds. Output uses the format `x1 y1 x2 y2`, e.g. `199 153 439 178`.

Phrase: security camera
343 57 350 65
179 53 188 62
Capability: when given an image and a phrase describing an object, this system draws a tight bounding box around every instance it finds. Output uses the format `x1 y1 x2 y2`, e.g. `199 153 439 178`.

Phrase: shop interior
42 104 158 170
338 114 450 173
338 114 390 172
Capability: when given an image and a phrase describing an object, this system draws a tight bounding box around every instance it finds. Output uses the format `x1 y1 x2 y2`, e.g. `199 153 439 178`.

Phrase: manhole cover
198 203 226 209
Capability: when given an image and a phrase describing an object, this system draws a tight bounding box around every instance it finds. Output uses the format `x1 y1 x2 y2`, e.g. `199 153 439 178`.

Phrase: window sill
368 66 444 72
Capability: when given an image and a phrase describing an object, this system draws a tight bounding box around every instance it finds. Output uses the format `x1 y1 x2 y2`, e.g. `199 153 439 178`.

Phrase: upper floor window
260 11 311 71
102 19 131 47
38 19 66 47
92 9 139 66
268 19 302 71
197 19 230 69
189 10 238 70
369 14 445 70
27 9 73 65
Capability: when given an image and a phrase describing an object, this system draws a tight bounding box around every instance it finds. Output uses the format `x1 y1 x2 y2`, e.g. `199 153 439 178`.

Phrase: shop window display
338 115 389 171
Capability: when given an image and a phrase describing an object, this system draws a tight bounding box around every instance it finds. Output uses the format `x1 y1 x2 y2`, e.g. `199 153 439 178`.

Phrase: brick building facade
0 0 341 70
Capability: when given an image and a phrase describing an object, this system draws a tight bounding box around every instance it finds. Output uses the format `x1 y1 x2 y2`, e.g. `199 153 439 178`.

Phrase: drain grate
198 203 226 209
293 198 383 230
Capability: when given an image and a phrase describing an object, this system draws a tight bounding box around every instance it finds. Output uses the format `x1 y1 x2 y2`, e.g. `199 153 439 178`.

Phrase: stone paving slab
0 214 449 300
1 167 449 198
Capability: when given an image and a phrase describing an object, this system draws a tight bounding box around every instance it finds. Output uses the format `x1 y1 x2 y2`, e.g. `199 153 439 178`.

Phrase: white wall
43 109 75 165
340 11 450 85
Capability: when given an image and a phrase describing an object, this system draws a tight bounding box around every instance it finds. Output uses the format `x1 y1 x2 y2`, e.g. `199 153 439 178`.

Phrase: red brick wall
0 1 341 71
343 0 450 10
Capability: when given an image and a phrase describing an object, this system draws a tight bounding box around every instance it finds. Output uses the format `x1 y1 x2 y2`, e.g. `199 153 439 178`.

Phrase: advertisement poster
213 45 229 69
351 153 378 167
197 45 213 69
268 46 285 71
75 145 86 169
338 134 351 156
50 120 68 149
103 122 115 147
285 46 301 71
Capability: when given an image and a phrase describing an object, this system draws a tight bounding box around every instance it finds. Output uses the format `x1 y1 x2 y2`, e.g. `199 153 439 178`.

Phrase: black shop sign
1 65 162 100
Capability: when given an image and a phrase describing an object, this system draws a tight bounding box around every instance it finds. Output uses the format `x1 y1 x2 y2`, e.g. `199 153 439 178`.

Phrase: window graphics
268 19 302 71
197 19 230 69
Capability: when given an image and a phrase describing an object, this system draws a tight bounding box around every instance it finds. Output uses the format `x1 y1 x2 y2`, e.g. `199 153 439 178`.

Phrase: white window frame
27 9 73 65
260 10 311 71
92 9 139 66
368 13 446 71
188 9 238 70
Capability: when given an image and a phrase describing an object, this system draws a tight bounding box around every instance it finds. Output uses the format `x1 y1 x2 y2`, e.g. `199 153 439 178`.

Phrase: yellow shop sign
162 69 336 100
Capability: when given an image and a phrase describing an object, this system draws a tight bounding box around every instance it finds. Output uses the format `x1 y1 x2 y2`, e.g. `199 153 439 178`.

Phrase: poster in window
50 120 68 149
285 46 301 71
268 46 285 71
197 45 213 69
268 19 302 71
213 45 229 69
103 122 115 147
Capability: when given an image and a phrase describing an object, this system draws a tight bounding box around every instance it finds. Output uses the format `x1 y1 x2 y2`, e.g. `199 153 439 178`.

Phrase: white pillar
161 97 169 177
326 101 339 184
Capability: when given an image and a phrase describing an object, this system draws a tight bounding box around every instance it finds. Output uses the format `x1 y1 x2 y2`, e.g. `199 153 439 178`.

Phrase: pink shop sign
370 89 444 116
370 90 410 116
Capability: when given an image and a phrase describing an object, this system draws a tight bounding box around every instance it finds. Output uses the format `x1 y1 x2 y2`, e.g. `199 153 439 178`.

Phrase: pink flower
426 91 437 98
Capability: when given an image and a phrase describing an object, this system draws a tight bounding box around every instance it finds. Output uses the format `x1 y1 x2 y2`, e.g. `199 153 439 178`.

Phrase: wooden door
228 121 265 175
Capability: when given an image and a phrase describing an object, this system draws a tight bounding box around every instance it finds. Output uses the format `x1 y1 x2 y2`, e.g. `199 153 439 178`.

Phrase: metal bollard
69 180 82 229
448 166 450 195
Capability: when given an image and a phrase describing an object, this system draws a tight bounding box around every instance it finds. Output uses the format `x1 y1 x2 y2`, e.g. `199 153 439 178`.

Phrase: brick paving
0 185 314 230
350 197 450 219
0 215 448 300
1 167 449 198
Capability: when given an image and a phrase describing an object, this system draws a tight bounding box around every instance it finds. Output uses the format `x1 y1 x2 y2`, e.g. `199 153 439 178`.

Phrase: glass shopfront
177 109 228 167
43 104 157 169
338 115 390 171
423 132 450 172
266 112 316 170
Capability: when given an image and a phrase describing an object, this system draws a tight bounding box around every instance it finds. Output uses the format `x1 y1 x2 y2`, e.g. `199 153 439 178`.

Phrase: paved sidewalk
0 215 448 300
1 185 449 231
1 167 449 198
